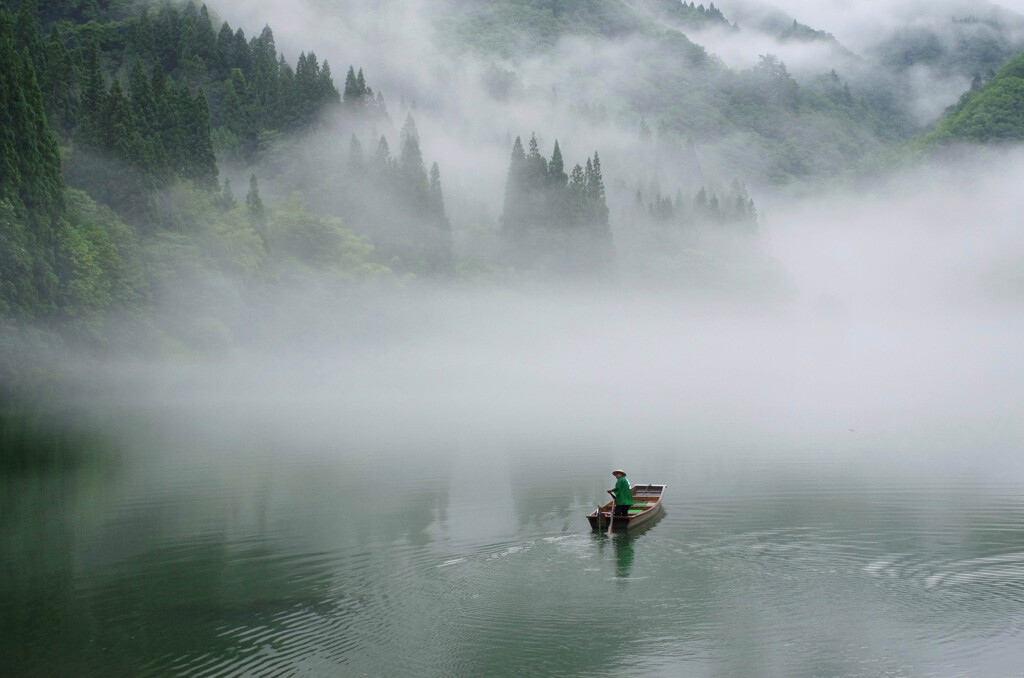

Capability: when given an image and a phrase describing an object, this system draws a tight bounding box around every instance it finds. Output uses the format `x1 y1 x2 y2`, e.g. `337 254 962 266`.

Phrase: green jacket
613 476 633 506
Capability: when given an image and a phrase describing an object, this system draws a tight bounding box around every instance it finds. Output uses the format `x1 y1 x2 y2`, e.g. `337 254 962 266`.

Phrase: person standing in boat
608 469 633 516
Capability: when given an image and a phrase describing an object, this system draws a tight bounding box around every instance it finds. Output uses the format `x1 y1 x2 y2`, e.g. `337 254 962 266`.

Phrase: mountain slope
923 49 1024 144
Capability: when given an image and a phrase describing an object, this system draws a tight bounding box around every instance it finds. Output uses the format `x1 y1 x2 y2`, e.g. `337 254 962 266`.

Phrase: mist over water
73 145 1024 463
11 146 1020 674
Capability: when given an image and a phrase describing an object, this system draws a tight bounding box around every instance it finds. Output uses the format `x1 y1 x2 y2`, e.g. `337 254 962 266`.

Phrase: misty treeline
631 179 756 231
500 134 613 275
448 0 1024 184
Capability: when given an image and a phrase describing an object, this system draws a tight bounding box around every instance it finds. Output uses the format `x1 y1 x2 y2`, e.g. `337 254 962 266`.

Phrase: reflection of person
615 534 635 578
607 469 633 516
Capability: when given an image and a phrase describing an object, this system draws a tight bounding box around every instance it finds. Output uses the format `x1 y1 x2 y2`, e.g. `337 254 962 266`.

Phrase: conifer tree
179 8 199 62
548 140 567 187
567 163 586 225
399 114 429 206
526 132 548 188
14 0 44 73
184 85 218 188
318 60 339 105
248 26 279 125
348 133 363 169
429 161 446 220
429 160 453 273
502 136 526 234
154 2 182 72
128 60 158 138
343 65 360 103
216 21 234 75
232 27 251 74
195 4 217 62
134 9 156 61
79 43 106 144
588 152 608 229
41 28 75 134
375 135 395 177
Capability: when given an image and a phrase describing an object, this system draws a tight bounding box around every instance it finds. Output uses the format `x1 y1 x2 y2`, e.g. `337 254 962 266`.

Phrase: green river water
3 298 1024 677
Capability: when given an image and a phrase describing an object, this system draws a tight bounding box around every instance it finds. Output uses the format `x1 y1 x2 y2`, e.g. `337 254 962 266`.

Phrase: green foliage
778 19 834 44
436 0 648 57
0 6 65 314
268 192 389 277
878 19 1017 81
922 50 1024 145
0 199 36 315
57 188 148 323
645 0 732 30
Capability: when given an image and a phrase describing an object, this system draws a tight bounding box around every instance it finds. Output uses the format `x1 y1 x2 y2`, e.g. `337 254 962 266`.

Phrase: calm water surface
3 358 1024 678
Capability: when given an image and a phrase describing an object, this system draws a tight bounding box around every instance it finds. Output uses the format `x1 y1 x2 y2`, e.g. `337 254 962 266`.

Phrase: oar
607 497 615 536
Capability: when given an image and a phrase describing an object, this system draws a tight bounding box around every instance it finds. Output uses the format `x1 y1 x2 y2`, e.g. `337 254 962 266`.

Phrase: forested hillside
4 0 1024 356
0 0 449 349
921 49 1024 145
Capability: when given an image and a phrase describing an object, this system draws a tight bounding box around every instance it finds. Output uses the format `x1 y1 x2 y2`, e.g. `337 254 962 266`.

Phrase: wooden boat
587 483 666 531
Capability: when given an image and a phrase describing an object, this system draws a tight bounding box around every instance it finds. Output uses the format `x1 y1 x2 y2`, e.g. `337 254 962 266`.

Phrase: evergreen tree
128 60 158 138
133 9 156 61
79 43 106 144
588 152 608 229
14 0 44 74
249 26 278 97
567 163 586 225
343 65 360 103
195 4 217 62
232 27 251 75
41 28 76 134
154 2 182 73
399 114 429 206
343 64 373 112
275 55 296 128
548 140 567 187
348 133 363 169
216 21 234 75
184 85 218 188
318 60 339 105
501 136 526 234
429 161 446 220
375 134 395 177
526 132 548 189
222 68 250 137
429 160 453 274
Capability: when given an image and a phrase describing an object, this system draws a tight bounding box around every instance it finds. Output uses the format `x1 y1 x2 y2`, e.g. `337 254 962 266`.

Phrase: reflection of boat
587 484 666 531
